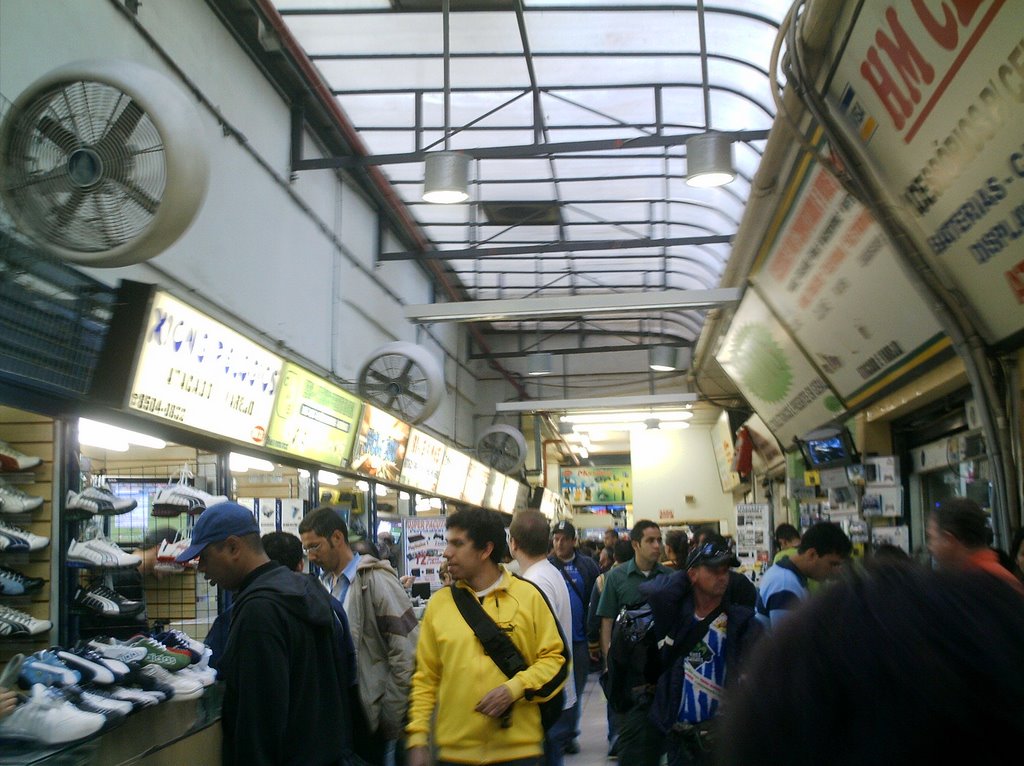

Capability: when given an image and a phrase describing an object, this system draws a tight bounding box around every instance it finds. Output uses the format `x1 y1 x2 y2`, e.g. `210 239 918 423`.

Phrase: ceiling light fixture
685 132 735 188
422 0 469 204
78 418 166 451
561 410 693 424
648 345 679 372
527 352 553 376
645 418 661 430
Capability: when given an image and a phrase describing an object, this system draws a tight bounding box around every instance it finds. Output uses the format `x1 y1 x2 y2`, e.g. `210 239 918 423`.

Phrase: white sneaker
78 689 134 717
0 479 44 513
0 440 42 472
139 664 204 701
0 520 48 551
178 664 217 687
66 486 137 516
87 638 148 664
108 686 162 709
152 484 228 517
0 605 52 637
0 684 106 745
67 537 141 568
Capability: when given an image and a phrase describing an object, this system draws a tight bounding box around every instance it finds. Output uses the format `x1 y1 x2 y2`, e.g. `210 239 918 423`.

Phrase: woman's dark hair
717 561 1024 765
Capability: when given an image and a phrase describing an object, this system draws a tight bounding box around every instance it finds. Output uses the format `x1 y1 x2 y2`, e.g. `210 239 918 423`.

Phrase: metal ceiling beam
468 343 692 361
293 129 770 171
381 234 732 261
495 393 700 414
405 288 740 323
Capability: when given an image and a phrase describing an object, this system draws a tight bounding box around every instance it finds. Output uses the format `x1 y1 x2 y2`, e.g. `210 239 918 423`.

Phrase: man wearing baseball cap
176 501 357 766
547 519 600 754
641 533 763 766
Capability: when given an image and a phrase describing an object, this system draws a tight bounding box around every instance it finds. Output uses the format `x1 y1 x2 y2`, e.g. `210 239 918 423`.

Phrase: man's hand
474 685 514 718
407 745 430 766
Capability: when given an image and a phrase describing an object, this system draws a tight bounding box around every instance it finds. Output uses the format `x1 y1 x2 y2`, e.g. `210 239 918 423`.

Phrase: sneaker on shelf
152 484 228 517
66 486 137 516
55 649 116 686
86 638 148 665
73 585 146 618
75 688 134 717
19 651 81 687
177 663 217 688
138 664 203 701
64 687 127 730
126 636 192 672
0 440 42 472
0 683 106 745
62 646 130 683
67 538 140 568
0 566 45 596
151 630 203 663
0 479 44 513
0 605 52 638
107 685 162 710
0 520 48 552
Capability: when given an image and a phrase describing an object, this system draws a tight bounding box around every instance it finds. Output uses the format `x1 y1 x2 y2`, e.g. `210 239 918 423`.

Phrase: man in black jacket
641 534 762 766
548 520 601 754
176 502 356 766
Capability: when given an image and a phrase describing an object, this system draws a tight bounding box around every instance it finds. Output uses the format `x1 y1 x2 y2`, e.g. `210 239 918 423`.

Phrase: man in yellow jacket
407 507 569 766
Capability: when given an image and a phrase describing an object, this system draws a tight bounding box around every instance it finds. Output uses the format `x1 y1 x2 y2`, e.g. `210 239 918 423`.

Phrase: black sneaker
0 565 45 595
73 585 146 617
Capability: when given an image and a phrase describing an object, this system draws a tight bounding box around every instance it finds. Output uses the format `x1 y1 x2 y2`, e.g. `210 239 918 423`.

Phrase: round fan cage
476 424 527 474
357 341 444 425
0 60 208 266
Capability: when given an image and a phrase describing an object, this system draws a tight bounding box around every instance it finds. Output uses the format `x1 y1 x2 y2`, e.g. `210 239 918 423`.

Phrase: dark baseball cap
175 501 260 562
685 534 740 569
552 520 577 539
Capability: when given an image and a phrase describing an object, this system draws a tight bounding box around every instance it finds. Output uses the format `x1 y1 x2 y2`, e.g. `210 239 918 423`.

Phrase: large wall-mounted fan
0 60 208 266
476 424 528 475
357 341 444 425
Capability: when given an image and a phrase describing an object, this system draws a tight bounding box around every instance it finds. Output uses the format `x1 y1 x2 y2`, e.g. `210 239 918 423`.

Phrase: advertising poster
825 0 1024 343
266 362 362 467
558 465 632 505
349 405 411 483
711 410 741 493
751 162 948 406
734 503 771 584
500 478 521 514
483 470 507 511
716 289 843 445
280 498 304 537
127 291 283 444
435 448 470 501
462 459 491 507
404 516 447 589
238 497 278 535
399 428 447 493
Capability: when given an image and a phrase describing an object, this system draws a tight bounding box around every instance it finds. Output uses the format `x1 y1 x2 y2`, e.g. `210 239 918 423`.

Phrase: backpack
603 602 658 713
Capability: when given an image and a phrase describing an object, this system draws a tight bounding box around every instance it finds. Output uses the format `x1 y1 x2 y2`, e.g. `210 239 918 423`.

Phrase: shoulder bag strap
450 585 528 678
552 557 586 603
662 603 725 669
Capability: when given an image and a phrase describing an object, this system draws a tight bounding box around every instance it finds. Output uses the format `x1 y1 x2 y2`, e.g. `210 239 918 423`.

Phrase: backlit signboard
399 428 447 494
349 405 411 484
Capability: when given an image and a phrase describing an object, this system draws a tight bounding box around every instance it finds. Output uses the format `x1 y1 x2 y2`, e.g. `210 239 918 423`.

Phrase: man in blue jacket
547 520 600 754
642 534 762 766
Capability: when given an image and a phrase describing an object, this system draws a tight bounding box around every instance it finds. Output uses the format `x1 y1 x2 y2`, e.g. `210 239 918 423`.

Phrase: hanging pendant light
423 151 470 203
685 133 735 188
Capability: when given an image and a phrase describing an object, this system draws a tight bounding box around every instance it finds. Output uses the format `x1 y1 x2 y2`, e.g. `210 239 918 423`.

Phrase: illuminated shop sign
127 291 283 444
349 405 411 483
399 428 447 493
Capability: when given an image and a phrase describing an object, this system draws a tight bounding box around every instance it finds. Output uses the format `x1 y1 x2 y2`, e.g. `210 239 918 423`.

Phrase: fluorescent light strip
79 418 166 451
561 410 693 424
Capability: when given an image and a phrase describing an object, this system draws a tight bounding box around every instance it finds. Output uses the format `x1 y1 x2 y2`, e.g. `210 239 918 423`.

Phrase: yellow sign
804 470 821 487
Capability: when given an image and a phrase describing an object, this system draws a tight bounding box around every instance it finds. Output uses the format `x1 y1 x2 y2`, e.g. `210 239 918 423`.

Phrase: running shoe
66 486 137 516
152 484 227 517
0 605 51 637
0 479 44 513
0 440 42 472
138 664 203 701
73 585 145 617
75 688 134 717
151 629 203 663
0 683 106 745
0 566 45 595
126 636 191 672
19 650 81 687
87 637 148 665
177 663 217 688
55 649 121 686
0 520 48 551
66 538 140 568
107 685 163 710
63 686 127 730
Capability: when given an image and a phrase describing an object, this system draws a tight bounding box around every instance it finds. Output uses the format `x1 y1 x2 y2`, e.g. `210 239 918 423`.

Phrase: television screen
805 435 848 467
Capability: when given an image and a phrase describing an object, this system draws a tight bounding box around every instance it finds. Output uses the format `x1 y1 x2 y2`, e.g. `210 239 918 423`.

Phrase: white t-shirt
521 558 577 709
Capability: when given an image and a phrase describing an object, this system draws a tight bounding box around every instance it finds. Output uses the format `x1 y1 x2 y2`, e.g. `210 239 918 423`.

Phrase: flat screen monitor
800 429 856 468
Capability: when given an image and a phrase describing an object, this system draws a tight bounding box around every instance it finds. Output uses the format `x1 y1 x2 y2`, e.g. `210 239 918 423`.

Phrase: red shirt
968 548 1024 596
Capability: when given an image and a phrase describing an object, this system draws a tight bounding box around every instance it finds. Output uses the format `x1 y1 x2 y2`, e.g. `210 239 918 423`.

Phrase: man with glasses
642 534 763 766
299 507 418 766
596 520 671 765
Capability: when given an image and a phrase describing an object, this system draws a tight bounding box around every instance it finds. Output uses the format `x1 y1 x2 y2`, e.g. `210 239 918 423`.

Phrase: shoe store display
66 538 141 568
108 685 163 710
75 688 134 717
55 649 117 686
152 629 203 663
0 566 45 595
0 520 48 552
0 478 44 513
153 537 194 573
0 440 42 472
86 638 148 665
73 585 146 618
139 664 203 701
19 651 81 687
126 635 192 672
0 605 52 637
64 687 128 730
177 663 217 688
152 483 228 517
0 683 106 745
66 486 137 516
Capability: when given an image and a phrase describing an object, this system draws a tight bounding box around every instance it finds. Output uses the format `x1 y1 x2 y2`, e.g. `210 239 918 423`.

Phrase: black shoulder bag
449 585 565 732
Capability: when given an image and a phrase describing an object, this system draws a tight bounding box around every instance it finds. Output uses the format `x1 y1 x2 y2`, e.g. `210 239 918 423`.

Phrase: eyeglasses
302 541 324 554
